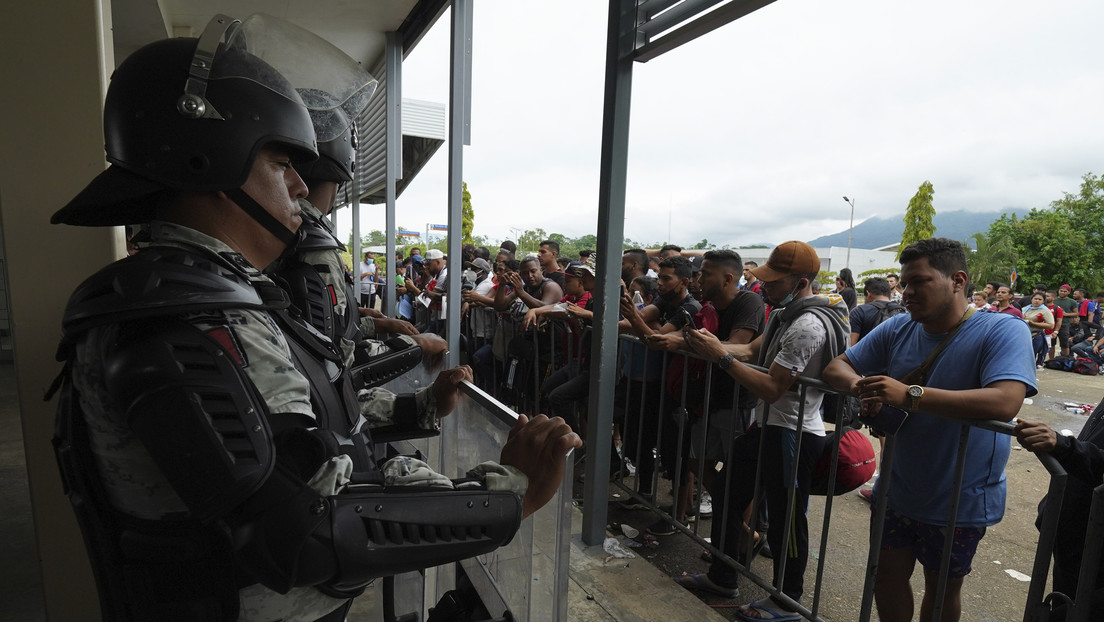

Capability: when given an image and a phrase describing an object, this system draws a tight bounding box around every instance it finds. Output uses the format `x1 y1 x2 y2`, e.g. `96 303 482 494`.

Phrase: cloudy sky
337 0 1104 249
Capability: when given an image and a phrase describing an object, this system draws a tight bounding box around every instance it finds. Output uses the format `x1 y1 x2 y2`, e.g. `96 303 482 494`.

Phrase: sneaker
698 491 713 517
615 493 654 511
659 504 696 518
859 487 873 503
646 517 684 536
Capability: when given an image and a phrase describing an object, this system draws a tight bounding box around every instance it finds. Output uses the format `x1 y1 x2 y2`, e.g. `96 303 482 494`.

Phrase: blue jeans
1072 340 1103 364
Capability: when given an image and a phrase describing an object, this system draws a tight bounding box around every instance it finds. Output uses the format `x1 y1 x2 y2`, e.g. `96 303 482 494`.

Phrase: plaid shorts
875 506 987 578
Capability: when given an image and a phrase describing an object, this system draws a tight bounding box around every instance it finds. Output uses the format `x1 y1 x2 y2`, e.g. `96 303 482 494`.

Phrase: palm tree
965 231 1017 287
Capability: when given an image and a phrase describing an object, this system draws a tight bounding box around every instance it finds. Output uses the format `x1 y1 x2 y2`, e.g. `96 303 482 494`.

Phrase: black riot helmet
53 14 317 230
295 89 357 184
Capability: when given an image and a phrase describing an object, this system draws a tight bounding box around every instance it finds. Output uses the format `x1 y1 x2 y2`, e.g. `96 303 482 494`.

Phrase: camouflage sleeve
358 316 377 339
357 385 437 431
464 463 528 495
380 457 529 495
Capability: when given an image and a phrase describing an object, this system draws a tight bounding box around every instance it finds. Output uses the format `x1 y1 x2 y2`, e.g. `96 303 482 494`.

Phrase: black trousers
707 424 825 605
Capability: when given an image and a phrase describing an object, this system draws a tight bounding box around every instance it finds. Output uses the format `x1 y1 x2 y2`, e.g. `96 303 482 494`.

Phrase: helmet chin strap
224 188 303 255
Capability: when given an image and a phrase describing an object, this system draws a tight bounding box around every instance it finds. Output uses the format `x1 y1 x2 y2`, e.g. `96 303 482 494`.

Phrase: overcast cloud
336 0 1104 249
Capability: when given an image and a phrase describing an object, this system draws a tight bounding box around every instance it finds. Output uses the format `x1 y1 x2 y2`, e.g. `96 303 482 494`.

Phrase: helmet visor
231 13 378 142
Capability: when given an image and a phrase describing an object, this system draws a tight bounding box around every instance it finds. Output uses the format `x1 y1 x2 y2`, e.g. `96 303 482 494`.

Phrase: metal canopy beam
633 0 779 63
582 0 638 547
582 0 778 546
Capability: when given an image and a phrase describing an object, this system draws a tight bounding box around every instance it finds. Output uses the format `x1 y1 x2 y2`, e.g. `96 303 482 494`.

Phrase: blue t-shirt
845 311 1037 527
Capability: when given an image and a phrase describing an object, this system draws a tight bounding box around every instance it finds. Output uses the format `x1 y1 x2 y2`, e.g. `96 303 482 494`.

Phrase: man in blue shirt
824 238 1037 622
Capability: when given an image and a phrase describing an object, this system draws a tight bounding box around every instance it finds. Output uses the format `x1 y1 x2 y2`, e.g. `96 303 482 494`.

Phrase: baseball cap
750 241 820 282
467 258 492 273
687 255 704 274
567 253 597 278
410 254 425 264
424 249 444 260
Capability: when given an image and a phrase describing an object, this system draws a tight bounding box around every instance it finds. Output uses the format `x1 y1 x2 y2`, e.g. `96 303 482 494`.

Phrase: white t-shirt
470 277 497 338
763 313 828 436
359 261 376 295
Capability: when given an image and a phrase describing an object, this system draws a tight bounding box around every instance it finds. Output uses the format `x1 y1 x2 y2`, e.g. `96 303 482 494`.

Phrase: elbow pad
231 481 522 594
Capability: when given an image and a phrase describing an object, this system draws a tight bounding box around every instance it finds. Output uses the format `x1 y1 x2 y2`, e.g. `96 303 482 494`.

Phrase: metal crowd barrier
453 298 1099 622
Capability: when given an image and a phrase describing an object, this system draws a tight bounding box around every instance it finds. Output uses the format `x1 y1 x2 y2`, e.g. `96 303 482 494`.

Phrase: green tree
897 180 936 260
461 182 474 244
964 231 1017 288
988 210 1091 292
517 228 548 255
1049 172 1104 283
692 239 714 250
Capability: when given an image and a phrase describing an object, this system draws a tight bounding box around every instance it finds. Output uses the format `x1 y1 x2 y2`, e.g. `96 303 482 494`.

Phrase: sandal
674 572 739 599
734 597 801 621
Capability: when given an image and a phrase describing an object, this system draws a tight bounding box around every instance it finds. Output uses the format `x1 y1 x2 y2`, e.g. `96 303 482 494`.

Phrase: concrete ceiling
110 0 436 70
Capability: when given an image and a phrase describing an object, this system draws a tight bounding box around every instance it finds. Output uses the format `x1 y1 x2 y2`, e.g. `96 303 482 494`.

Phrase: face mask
772 280 804 308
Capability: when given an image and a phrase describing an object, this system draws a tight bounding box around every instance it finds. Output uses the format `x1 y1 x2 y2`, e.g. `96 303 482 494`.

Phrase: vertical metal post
581 0 638 547
445 0 473 367
383 32 402 319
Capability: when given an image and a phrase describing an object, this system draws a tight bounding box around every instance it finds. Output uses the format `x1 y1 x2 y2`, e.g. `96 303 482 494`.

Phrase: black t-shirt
653 292 702 330
545 269 566 289
711 291 767 411
839 287 857 310
850 300 899 340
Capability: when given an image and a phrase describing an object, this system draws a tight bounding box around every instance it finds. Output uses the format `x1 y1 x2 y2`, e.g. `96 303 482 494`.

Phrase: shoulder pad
297 212 345 253
62 247 271 341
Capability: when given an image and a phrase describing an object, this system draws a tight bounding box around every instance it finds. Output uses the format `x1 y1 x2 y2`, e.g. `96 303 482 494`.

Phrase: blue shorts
875 507 986 578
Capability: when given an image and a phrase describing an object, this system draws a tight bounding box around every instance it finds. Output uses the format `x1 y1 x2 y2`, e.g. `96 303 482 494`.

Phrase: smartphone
859 403 910 435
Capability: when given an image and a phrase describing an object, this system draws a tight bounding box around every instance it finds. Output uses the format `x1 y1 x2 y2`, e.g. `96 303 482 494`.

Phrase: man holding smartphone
674 241 849 620
823 238 1037 622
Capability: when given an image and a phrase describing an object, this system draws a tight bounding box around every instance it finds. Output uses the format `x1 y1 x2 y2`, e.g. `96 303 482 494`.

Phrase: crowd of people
373 236 1099 622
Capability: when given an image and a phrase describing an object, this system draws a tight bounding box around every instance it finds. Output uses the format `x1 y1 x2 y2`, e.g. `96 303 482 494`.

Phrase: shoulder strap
901 306 978 385
58 246 277 358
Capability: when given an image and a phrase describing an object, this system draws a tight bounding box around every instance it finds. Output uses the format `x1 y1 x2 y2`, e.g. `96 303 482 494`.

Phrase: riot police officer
50 15 579 622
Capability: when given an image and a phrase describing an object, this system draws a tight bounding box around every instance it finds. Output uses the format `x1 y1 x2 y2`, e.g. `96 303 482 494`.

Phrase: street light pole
842 196 856 270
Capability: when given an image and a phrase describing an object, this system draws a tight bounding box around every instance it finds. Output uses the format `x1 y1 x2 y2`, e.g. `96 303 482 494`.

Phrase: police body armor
277 209 423 392
51 245 521 621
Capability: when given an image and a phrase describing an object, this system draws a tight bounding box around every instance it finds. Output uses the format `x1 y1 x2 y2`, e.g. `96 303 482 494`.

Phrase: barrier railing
449 302 1099 621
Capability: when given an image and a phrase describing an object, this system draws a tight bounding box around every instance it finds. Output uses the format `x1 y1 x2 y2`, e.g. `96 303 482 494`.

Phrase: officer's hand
412 333 448 370
375 317 419 336
500 414 582 518
1014 419 1058 453
359 307 385 318
430 365 473 418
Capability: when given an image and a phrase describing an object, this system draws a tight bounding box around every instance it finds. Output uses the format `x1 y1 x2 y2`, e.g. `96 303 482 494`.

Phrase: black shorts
1058 323 1071 348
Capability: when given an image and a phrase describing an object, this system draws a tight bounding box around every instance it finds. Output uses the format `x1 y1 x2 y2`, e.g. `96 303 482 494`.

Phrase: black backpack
870 300 907 325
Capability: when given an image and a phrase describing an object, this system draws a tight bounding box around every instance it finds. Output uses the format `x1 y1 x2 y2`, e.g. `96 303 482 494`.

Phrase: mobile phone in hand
859 403 910 435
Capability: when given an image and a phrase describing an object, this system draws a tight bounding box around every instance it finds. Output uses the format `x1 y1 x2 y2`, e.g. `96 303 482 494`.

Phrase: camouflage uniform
294 198 393 365
70 221 525 621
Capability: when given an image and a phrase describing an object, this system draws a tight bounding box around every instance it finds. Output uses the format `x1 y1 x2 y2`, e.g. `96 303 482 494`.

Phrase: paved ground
592 366 1104 621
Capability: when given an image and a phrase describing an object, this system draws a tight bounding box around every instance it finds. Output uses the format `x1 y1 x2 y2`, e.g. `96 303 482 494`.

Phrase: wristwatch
907 385 924 411
718 353 735 370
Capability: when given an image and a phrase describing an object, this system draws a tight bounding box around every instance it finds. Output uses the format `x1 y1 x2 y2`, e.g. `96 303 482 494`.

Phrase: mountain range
806 209 1019 249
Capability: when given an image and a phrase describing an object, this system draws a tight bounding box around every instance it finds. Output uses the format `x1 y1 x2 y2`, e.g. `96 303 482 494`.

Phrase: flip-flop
734 598 801 621
674 572 739 599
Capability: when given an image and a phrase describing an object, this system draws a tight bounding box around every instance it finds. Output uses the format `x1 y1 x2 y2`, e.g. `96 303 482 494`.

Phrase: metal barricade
600 333 1087 622
455 302 1098 621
